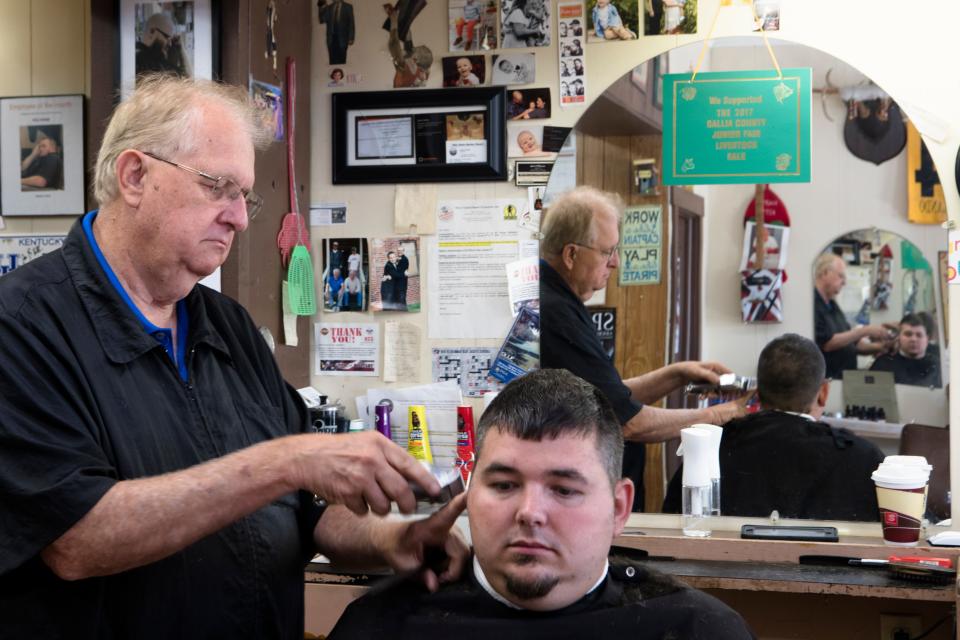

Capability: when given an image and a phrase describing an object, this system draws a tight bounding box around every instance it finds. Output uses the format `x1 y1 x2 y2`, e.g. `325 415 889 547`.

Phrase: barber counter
304 525 958 639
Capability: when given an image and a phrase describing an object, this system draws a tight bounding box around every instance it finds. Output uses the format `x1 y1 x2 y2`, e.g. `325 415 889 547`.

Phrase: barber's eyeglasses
572 242 619 262
142 151 264 220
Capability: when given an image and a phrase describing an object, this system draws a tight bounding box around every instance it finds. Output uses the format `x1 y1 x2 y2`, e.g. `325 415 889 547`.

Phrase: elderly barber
0 75 466 638
540 186 746 510
813 253 893 379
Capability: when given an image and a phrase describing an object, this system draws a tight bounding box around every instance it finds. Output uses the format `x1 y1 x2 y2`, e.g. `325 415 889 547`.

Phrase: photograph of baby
19 126 64 192
491 53 536 85
505 88 551 120
442 55 486 87
586 0 638 42
644 0 698 36
501 0 551 48
322 238 369 313
507 123 573 159
448 0 497 52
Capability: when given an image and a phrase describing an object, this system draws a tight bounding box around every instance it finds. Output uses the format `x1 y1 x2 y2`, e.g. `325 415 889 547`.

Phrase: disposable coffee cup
871 458 930 546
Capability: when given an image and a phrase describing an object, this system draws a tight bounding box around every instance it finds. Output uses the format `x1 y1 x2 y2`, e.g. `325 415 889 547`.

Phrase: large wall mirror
540 37 950 523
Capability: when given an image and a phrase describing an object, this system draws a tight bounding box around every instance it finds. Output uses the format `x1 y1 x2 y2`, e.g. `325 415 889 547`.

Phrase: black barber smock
0 218 323 639
540 260 646 510
328 555 755 639
663 411 884 521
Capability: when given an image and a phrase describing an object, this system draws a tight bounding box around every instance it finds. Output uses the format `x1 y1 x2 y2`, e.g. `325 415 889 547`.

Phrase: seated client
329 369 754 639
870 313 942 387
664 334 884 521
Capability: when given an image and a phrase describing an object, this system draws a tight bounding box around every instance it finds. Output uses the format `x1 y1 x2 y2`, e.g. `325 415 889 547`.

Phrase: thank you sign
663 68 812 184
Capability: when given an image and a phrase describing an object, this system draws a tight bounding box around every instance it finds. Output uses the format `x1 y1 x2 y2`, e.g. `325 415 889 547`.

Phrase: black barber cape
663 411 884 521
540 260 647 510
328 554 755 639
0 218 323 639
870 352 942 387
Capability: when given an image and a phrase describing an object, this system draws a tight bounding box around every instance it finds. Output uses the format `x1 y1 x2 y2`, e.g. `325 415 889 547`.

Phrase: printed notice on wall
383 321 420 383
432 347 503 397
428 199 523 339
619 205 662 285
314 322 380 376
0 235 65 276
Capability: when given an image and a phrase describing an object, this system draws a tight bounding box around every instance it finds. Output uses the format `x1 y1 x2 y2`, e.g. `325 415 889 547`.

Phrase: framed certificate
332 87 507 184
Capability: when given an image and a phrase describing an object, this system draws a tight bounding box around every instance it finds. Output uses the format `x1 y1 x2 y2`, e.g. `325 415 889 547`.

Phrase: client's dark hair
476 369 623 486
757 334 825 412
901 312 931 335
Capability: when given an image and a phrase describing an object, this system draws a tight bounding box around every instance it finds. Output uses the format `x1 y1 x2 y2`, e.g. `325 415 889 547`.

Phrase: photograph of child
644 0 698 35
587 0 638 42
501 0 551 48
491 53 536 85
507 123 560 158
323 238 369 312
505 88 551 120
448 0 497 52
442 55 485 87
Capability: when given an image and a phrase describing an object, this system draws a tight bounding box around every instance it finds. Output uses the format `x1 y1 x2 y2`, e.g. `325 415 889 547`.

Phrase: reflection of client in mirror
814 253 894 380
870 313 942 387
663 334 884 521
21 135 63 190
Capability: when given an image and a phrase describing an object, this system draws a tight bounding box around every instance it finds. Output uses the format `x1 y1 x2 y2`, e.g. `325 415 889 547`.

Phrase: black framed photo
1 95 85 216
332 87 507 184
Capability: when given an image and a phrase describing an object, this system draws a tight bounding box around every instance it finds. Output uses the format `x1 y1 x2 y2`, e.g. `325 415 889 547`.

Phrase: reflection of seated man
328 369 754 639
870 313 942 387
341 269 363 310
663 334 885 521
20 136 62 190
814 253 893 380
326 268 344 308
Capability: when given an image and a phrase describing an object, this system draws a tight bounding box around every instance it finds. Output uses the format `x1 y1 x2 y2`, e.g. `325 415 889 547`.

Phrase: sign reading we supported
619 205 662 286
663 68 812 185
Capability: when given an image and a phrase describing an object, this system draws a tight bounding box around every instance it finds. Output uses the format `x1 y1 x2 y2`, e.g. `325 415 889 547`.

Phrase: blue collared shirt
82 210 190 381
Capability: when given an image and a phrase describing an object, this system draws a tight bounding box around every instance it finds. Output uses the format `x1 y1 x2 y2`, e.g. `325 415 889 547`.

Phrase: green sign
619 205 662 286
662 68 812 184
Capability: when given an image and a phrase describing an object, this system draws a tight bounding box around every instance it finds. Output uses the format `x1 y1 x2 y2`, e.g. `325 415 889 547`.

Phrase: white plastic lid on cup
872 457 931 490
881 455 933 472
349 418 366 432
680 428 712 487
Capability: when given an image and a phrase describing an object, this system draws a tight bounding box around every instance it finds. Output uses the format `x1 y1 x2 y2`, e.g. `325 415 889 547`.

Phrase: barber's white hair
93 74 274 206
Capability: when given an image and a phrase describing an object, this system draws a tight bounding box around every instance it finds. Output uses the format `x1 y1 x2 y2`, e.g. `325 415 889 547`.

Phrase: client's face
468 429 631 611
899 323 928 359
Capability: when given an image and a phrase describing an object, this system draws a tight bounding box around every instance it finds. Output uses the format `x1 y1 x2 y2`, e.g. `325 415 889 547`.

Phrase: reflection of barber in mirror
20 134 62 190
540 187 749 510
869 313 942 387
663 334 885 521
328 370 754 639
814 253 895 380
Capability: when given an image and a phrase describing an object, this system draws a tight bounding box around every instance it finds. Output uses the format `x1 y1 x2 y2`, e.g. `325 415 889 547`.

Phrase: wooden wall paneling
221 0 312 388
0 0 34 96
88 0 119 212
32 0 86 95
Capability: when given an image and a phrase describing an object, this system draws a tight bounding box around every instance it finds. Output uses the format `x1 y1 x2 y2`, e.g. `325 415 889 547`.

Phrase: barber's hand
377 493 470 592
675 360 732 385
708 391 754 426
862 324 892 341
291 431 440 516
